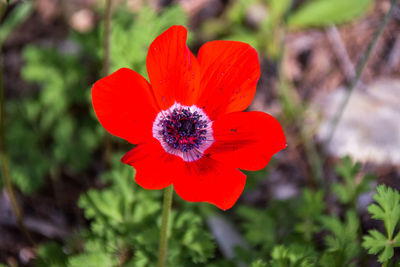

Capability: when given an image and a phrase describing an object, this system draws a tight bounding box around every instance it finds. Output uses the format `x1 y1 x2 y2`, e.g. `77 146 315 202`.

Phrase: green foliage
8 5 169 193
363 185 400 263
368 185 400 240
110 5 187 76
18 5 218 266
319 211 361 266
67 240 119 267
5 3 186 194
169 210 216 264
333 156 374 206
35 242 68 267
5 4 187 194
6 39 103 193
295 189 325 241
5 101 51 192
236 198 320 264
268 0 292 20
0 0 32 43
269 244 316 267
202 0 372 59
251 259 268 267
201 0 270 54
288 0 373 28
234 157 383 266
34 154 216 266
237 205 276 250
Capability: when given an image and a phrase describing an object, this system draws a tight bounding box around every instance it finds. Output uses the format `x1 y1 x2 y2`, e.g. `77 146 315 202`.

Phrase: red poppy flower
92 25 286 210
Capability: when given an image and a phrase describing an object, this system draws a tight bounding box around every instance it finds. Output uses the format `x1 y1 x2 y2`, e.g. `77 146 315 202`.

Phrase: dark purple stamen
158 107 208 152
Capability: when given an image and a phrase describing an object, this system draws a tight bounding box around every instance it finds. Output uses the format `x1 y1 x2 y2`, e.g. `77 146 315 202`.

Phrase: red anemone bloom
92 25 286 210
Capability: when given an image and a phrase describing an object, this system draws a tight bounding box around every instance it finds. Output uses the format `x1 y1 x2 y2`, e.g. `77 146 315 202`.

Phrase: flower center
179 119 196 136
152 103 214 162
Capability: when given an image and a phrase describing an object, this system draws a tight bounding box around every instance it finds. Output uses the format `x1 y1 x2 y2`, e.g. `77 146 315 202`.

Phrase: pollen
153 103 214 162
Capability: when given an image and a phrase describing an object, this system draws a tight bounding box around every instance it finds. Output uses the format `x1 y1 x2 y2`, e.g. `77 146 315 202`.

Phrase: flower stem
325 0 397 145
157 185 173 267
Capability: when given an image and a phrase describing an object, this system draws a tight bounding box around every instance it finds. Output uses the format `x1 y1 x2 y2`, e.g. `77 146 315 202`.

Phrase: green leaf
169 211 215 264
362 185 400 263
35 242 68 267
297 189 325 218
288 0 372 28
237 206 276 249
0 0 33 43
110 5 187 76
295 189 325 241
319 211 361 265
269 244 316 267
76 153 215 266
268 0 291 20
68 252 117 267
394 231 400 246
251 259 268 267
368 185 400 239
18 39 103 187
332 156 374 205
363 230 394 263
131 250 152 267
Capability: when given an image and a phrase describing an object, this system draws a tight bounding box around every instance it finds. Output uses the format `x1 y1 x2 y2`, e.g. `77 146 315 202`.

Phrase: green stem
157 185 173 267
325 0 397 145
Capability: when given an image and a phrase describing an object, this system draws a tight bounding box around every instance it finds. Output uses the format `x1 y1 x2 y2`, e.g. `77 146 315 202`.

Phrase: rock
316 79 400 166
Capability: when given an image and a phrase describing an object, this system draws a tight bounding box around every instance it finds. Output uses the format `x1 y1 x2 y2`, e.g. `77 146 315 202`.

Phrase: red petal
207 111 286 171
92 68 159 144
122 140 180 190
197 41 260 120
173 157 246 210
146 25 200 109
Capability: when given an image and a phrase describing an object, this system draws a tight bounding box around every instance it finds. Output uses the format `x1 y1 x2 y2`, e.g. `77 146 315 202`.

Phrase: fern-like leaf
362 185 400 263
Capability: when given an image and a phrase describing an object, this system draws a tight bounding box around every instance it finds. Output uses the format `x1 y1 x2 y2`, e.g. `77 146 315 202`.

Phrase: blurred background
0 0 400 266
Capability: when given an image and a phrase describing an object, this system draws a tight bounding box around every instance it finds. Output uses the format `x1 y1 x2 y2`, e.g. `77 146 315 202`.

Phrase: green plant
237 205 276 251
0 0 33 44
7 4 187 194
319 211 361 267
35 154 215 266
288 0 372 28
333 156 374 207
363 185 400 264
233 156 386 266
35 242 68 267
201 0 373 59
251 259 268 267
269 244 316 267
6 41 103 193
295 189 325 241
109 5 187 76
